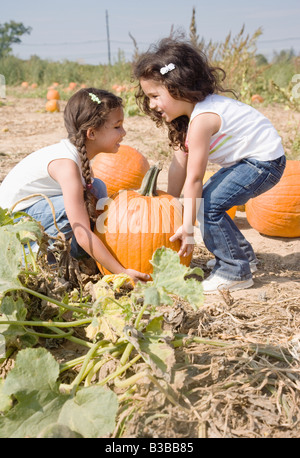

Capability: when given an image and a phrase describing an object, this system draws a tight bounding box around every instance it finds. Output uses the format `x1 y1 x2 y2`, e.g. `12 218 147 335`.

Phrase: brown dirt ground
1 94 300 438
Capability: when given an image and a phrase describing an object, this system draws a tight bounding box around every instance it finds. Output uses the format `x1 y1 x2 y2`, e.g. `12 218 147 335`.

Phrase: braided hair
64 88 123 221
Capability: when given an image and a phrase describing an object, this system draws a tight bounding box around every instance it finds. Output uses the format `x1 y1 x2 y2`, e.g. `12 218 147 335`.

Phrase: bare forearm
74 227 126 274
167 151 187 197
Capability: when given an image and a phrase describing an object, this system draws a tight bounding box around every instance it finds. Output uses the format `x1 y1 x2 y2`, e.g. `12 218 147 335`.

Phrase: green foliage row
0 54 133 89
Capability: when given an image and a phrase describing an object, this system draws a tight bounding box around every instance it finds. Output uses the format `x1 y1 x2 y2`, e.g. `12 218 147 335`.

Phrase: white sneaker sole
203 278 254 294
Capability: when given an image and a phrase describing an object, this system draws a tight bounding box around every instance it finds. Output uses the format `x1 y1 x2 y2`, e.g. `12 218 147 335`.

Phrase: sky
1 0 300 65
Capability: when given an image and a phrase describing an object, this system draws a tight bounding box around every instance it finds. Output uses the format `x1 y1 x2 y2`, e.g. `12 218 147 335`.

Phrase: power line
259 36 300 43
17 39 150 47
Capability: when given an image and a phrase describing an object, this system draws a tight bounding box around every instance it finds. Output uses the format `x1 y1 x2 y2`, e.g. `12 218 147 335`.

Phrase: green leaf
0 296 38 349
0 347 118 438
87 282 130 341
143 285 162 307
6 218 44 244
0 207 14 226
141 316 175 380
2 347 59 396
0 379 13 414
58 385 118 438
124 317 175 381
150 247 204 310
0 228 23 295
0 390 67 438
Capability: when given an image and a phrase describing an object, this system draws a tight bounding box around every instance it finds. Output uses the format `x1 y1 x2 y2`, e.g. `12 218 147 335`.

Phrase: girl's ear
86 127 96 140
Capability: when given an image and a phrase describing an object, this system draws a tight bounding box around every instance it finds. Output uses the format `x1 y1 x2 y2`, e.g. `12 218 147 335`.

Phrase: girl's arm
170 113 221 256
167 149 188 197
48 159 150 282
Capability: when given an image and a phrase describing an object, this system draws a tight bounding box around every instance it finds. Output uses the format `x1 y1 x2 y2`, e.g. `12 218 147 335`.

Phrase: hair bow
160 63 176 75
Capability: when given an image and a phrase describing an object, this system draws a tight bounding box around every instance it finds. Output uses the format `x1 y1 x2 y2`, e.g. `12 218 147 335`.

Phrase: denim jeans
198 155 286 281
23 178 107 258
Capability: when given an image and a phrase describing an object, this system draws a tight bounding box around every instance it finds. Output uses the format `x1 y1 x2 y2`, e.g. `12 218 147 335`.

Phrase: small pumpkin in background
245 160 300 237
91 145 150 197
203 170 237 219
45 99 60 113
47 89 60 100
251 94 264 103
94 164 192 275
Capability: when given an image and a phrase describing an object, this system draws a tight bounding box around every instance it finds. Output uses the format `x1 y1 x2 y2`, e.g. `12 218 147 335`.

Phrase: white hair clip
89 92 101 104
160 63 175 75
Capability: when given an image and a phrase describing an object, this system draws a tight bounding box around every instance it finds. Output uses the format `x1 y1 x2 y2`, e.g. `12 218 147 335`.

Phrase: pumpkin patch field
0 94 300 439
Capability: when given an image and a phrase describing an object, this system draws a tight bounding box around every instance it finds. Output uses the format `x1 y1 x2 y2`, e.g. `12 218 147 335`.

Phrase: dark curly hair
64 88 122 221
133 36 236 152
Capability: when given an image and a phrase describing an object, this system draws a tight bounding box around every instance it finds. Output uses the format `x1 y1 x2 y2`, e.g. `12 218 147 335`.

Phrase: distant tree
255 53 268 66
0 20 32 58
272 48 295 64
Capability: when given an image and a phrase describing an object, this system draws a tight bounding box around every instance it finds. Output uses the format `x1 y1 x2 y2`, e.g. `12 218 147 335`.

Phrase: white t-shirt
188 94 284 167
0 139 84 212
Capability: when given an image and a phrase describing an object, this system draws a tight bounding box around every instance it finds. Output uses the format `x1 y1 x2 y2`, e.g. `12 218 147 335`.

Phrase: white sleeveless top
0 139 84 212
187 94 284 167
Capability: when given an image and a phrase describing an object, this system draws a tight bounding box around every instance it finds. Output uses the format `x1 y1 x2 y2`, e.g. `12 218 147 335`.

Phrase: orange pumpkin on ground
47 89 60 100
91 145 150 197
203 171 237 219
245 160 300 237
21 82 29 88
45 100 60 112
94 164 192 275
69 82 77 90
251 94 264 103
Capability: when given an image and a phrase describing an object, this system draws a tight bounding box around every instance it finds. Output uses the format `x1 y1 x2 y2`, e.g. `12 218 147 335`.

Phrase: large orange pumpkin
203 171 237 219
91 145 150 197
245 160 300 237
94 164 192 275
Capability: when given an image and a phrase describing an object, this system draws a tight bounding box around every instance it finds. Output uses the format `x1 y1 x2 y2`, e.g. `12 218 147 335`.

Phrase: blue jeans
23 178 107 258
199 155 286 280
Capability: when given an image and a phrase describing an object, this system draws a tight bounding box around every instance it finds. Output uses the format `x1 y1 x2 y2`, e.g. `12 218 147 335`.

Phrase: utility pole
106 10 111 65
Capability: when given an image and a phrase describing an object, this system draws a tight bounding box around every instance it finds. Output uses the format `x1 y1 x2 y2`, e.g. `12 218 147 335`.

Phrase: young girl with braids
133 37 286 293
0 88 150 283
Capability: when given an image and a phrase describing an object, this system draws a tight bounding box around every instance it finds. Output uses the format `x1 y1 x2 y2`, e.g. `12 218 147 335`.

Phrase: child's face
87 106 126 157
140 78 192 122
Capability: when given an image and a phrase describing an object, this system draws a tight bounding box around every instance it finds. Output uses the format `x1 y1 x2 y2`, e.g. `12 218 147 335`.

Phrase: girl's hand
169 225 195 257
125 269 151 284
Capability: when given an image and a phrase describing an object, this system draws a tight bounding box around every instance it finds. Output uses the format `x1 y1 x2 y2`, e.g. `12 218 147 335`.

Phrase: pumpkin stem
138 163 162 197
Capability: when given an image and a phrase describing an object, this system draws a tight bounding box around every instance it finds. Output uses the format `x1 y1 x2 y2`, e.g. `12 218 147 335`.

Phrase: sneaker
202 273 254 294
206 258 258 273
